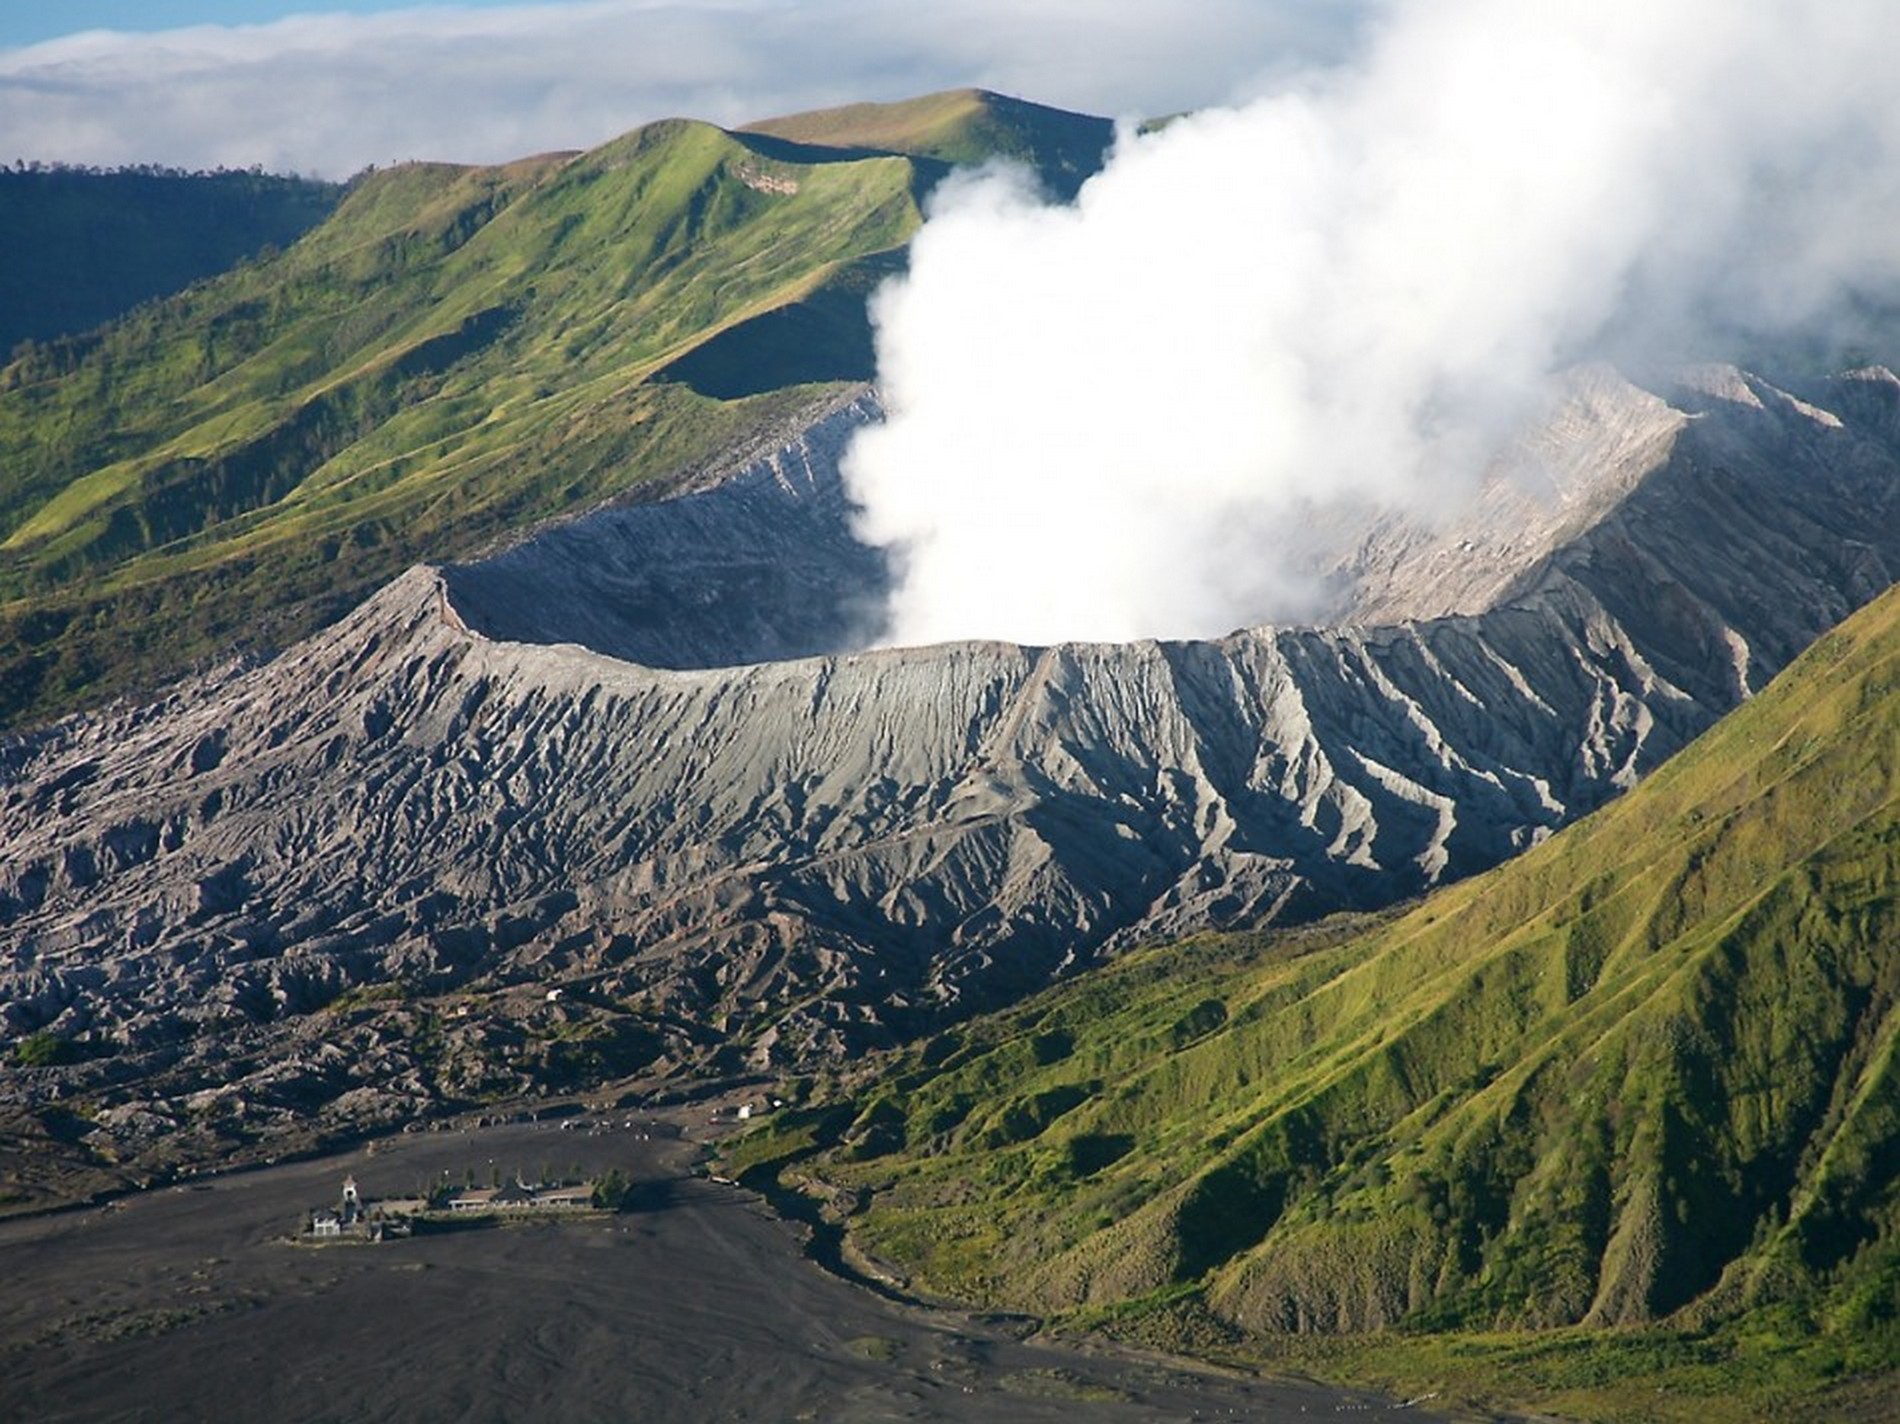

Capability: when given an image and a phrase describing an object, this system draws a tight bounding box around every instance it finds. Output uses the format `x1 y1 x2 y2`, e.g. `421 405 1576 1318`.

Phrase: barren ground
0 1112 1454 1422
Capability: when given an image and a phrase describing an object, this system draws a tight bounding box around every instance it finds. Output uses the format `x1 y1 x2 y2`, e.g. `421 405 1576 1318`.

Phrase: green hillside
0 128 908 727
741 89 1115 199
0 166 341 354
0 93 1112 731
739 580 1900 1420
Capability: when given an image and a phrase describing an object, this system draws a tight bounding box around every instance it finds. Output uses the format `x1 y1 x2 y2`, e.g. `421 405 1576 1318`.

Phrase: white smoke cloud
843 0 1900 648
0 0 1366 177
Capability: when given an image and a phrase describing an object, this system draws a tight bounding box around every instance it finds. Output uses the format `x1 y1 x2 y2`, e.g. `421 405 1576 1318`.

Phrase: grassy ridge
0 129 895 726
743 580 1900 1418
0 92 1111 730
0 126 898 725
741 88 1115 199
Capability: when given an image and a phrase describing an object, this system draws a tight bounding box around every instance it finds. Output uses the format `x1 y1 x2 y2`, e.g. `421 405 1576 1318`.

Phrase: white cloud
842 0 1900 647
0 0 1368 177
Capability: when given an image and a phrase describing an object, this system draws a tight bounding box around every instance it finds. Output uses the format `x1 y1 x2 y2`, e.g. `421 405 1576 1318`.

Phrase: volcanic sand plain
0 1112 1455 1422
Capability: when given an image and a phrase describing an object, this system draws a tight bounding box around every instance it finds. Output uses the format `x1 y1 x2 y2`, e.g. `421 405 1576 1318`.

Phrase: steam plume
843 0 1900 647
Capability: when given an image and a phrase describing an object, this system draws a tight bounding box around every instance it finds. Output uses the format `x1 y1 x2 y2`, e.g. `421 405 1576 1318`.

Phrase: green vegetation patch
772 582 1900 1417
0 92 1120 730
12 1029 80 1067
846 1334 902 1362
741 88 1115 200
0 123 916 728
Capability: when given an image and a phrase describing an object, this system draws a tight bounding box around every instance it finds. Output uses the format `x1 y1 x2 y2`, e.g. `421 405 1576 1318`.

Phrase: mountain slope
0 95 1117 732
740 89 1116 199
0 166 341 353
0 124 911 727
751 572 1899 1417
1 362 1895 1189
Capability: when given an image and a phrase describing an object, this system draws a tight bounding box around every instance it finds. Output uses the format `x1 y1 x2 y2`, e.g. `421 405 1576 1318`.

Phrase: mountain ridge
736 568 1900 1420
740 89 1116 199
0 92 1115 731
3 359 1895 1198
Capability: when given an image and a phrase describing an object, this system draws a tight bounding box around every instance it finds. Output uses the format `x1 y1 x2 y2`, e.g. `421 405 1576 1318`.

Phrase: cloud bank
0 0 1363 177
844 0 1900 648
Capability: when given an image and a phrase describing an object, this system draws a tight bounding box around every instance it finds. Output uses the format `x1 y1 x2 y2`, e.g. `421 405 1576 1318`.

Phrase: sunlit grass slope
742 579 1900 1420
0 123 918 725
741 88 1115 199
0 93 1112 730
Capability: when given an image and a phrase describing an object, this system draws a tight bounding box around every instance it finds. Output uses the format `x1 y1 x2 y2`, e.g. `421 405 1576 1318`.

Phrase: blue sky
0 1 538 48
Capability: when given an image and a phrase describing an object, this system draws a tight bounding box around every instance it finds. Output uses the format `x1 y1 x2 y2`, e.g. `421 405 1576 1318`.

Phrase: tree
592 1168 632 1210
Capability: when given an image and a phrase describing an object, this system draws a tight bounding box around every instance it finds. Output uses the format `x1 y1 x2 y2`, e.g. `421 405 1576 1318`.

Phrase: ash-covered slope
784 554 1900 1373
440 391 892 668
3 365 1898 1139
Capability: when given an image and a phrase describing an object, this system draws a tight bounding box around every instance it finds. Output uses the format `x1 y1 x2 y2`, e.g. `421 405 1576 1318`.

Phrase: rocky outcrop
2 365 1897 1132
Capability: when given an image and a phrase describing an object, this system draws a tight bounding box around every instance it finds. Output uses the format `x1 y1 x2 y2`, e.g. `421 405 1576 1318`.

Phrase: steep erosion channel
3 365 1899 1175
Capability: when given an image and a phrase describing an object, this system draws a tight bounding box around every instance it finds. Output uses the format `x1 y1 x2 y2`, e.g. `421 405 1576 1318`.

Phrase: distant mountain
747 570 1900 1417
0 93 1113 731
741 89 1116 200
0 167 340 353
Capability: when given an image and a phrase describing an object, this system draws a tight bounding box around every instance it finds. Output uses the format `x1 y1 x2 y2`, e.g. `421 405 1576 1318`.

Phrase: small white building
444 1180 598 1212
